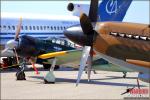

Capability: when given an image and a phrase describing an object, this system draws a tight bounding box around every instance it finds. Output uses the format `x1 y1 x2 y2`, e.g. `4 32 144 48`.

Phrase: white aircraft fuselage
0 12 80 48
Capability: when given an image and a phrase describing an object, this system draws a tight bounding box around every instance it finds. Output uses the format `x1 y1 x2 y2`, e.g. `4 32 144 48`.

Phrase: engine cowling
67 3 90 17
67 3 74 11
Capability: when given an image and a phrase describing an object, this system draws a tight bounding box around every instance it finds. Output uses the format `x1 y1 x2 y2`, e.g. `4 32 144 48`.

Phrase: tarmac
1 65 150 99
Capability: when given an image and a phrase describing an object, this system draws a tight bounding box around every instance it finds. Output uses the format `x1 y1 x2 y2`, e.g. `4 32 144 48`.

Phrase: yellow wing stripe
38 51 67 59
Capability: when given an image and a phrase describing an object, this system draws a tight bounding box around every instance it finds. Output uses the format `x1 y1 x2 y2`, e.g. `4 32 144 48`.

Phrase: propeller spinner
5 17 22 50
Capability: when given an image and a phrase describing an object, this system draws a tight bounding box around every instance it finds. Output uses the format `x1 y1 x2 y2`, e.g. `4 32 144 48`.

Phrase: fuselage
94 22 150 67
64 21 150 69
0 12 80 49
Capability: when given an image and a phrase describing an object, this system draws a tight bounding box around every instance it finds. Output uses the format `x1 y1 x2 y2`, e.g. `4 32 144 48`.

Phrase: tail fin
98 0 133 22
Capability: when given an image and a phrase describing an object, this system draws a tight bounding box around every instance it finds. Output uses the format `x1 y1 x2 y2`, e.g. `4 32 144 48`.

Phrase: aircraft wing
38 50 81 59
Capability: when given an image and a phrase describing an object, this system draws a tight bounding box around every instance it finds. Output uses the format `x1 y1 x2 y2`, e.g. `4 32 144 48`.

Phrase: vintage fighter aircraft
64 0 150 86
1 18 83 82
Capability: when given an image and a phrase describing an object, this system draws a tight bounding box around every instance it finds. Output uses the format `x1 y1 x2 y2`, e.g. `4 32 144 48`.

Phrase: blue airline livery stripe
0 36 64 39
0 33 64 35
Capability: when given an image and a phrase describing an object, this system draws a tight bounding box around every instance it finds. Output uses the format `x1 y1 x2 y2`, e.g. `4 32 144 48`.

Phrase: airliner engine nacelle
67 3 74 11
67 3 90 17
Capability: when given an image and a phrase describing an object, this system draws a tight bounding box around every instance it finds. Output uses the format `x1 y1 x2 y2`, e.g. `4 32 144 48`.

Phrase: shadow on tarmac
0 67 76 73
28 76 146 87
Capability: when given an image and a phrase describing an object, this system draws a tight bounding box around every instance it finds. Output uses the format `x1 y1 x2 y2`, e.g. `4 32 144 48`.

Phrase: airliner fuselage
0 13 80 49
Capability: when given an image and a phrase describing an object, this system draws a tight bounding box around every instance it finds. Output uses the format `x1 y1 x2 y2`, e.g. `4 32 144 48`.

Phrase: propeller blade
79 0 99 35
87 43 96 82
15 17 22 40
80 13 93 35
87 54 92 82
89 0 99 22
13 48 19 64
76 46 91 86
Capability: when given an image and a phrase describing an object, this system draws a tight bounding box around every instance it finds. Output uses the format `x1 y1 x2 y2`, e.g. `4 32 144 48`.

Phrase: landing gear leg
87 56 92 82
44 58 57 84
123 72 127 78
137 78 142 97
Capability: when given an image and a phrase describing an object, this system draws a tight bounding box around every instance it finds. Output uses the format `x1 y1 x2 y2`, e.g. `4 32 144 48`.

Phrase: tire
43 64 60 70
54 65 60 70
43 64 51 69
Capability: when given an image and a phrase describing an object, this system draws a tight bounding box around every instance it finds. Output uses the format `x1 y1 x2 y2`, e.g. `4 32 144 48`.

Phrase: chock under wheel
16 71 26 80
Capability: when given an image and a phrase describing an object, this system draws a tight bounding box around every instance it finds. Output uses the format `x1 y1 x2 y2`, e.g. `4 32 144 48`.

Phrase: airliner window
64 27 66 30
40 26 43 30
47 26 49 29
12 26 15 30
3 25 6 29
37 26 39 30
44 26 46 30
0 25 1 30
54 26 56 30
57 26 59 30
21 26 23 30
8 26 11 30
61 26 63 30
29 26 32 30
25 26 28 30
51 26 53 30
33 26 35 30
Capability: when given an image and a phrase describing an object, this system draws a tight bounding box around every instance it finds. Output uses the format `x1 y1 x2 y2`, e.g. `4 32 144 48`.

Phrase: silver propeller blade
87 55 92 82
76 46 91 86
13 48 19 64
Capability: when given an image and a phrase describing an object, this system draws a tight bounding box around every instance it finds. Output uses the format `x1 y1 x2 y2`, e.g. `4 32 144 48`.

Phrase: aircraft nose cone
64 26 89 46
6 40 18 49
16 35 39 57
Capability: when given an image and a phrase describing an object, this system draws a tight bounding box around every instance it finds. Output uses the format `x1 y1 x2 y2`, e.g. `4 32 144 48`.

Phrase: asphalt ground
0 65 150 99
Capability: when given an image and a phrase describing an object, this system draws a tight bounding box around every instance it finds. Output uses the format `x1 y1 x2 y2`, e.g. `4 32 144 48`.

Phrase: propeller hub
6 40 18 49
15 35 40 57
64 26 93 46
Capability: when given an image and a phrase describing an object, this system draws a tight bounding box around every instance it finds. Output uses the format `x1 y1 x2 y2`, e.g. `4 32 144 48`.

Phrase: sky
1 0 149 24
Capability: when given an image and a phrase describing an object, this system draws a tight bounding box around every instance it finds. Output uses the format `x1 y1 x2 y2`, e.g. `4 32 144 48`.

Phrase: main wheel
43 64 60 70
43 64 51 69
